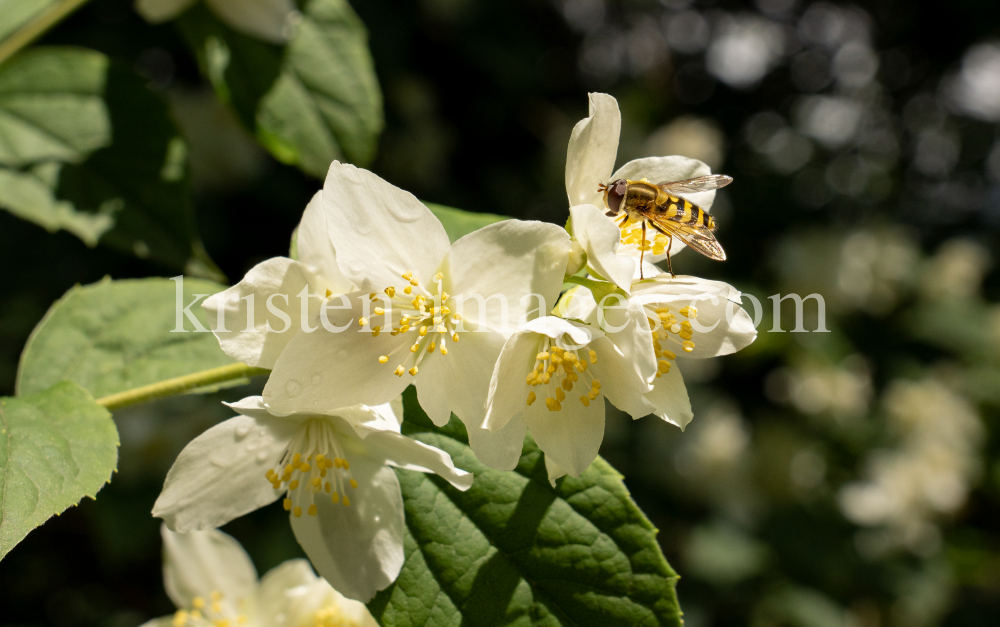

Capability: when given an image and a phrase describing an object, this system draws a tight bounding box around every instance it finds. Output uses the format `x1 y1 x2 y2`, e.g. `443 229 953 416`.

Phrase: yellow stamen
527 391 536 406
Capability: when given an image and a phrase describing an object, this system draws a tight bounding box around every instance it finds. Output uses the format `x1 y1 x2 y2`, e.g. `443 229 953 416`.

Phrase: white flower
135 0 296 43
565 93 722 268
483 316 654 480
142 525 377 627
262 162 572 470
152 396 472 601
203 192 355 369
569 275 757 431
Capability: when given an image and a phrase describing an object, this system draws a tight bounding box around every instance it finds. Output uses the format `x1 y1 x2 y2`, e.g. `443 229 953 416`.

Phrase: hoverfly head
603 179 628 216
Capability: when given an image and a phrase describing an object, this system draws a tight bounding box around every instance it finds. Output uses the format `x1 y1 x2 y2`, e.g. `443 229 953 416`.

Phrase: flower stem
0 0 93 67
95 363 271 411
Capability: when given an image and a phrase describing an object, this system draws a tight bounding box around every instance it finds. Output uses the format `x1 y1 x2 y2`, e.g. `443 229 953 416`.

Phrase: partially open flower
153 396 472 601
141 525 377 627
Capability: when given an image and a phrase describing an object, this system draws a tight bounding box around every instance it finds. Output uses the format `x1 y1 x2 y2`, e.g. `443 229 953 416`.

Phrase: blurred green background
2 0 1000 625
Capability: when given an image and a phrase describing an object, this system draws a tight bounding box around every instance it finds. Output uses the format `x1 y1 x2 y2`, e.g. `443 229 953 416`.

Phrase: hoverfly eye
606 179 627 214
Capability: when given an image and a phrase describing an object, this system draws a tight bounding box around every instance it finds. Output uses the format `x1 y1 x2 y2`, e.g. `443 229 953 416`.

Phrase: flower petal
570 204 635 293
153 415 297 531
364 430 473 490
323 163 450 293
588 336 655 419
296 191 354 295
256 559 317 625
263 292 411 416
270 566 379 627
289 461 404 602
643 365 693 429
484 329 543 432
205 0 295 42
202 257 315 369
446 220 571 333
466 412 528 471
544 455 567 487
135 0 197 23
161 526 257 610
565 93 621 209
632 276 758 358
521 389 605 477
415 329 505 427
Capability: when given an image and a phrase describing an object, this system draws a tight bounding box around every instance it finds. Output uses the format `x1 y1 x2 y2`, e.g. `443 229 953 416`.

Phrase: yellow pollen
350 478 358 489
358 317 368 327
441 347 448 355
372 327 380 337
555 387 566 402
210 592 222 602
332 492 340 503
409 366 419 376
325 289 332 298
312 476 322 488
545 397 560 411
442 292 450 300
308 504 317 516
394 366 405 376
453 313 462 321
292 453 301 464
680 306 697 318
293 506 302 517
325 482 331 492
410 343 420 353
404 285 412 294
385 286 395 297
192 598 205 610
427 342 436 352
580 395 590 407
343 496 351 507
658 360 671 373
173 611 187 627
536 351 550 360
410 277 419 286
289 479 299 490
374 307 384 315
683 341 695 352
433 272 443 282
379 355 389 363
190 611 202 620
452 333 460 342
662 349 676 360
300 463 311 472
214 620 229 627
419 326 428 336
527 391 536 406
401 272 412 280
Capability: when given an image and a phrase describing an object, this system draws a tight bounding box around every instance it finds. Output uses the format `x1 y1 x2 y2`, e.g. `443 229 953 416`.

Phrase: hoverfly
598 174 733 278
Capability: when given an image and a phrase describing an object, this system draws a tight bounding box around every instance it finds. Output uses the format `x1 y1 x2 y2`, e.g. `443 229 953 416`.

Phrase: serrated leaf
424 202 508 244
16 277 235 398
0 47 222 278
0 381 119 560
368 388 681 627
179 0 383 178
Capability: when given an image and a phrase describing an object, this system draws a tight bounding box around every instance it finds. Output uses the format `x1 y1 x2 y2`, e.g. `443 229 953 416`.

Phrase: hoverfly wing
645 215 727 261
658 174 733 194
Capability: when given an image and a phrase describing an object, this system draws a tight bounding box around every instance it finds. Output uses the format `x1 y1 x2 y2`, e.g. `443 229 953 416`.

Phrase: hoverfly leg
640 221 647 280
666 234 675 278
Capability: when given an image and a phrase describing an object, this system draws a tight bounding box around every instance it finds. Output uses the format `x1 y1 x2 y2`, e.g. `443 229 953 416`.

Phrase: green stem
95 363 271 411
0 0 93 67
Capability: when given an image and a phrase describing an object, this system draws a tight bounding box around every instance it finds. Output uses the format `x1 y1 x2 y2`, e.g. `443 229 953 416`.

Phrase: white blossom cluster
151 93 757 601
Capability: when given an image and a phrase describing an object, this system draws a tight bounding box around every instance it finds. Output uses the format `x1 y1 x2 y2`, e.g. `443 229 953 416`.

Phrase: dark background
2 0 1000 625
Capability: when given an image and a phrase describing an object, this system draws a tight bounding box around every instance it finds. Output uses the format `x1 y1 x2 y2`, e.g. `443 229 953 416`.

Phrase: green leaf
0 0 58 45
424 202 508 244
178 0 383 177
16 277 234 399
0 381 119 561
368 388 681 627
0 47 222 278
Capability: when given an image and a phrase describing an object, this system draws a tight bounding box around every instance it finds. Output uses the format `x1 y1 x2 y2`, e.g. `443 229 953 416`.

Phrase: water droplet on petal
236 423 252 437
256 450 270 462
285 380 302 397
209 451 234 468
374 516 380 523
348 261 366 276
